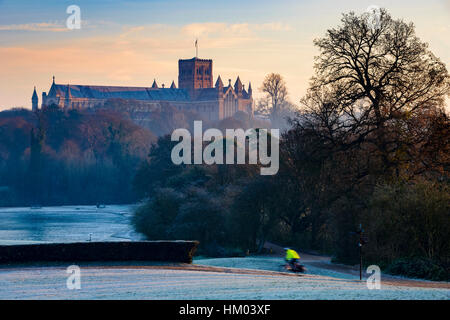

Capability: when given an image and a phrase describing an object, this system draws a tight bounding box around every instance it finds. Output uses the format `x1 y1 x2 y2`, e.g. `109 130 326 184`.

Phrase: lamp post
351 223 367 281
359 227 362 281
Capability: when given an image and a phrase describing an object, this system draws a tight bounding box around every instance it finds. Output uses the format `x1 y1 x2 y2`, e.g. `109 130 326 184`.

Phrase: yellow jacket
286 249 300 260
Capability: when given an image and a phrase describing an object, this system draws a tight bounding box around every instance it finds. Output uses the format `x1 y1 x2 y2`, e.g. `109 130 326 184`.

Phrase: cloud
114 21 291 51
0 19 100 32
114 22 267 52
0 22 68 32
181 22 291 38
253 22 292 32
182 23 252 37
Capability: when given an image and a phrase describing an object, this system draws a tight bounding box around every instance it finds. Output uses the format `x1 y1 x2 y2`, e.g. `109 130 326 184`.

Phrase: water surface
0 205 142 245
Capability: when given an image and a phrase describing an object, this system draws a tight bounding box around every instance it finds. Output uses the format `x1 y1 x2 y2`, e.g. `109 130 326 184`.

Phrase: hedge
0 241 199 264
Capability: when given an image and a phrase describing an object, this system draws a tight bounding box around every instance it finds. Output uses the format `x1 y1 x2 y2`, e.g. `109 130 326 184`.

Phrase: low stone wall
0 241 199 264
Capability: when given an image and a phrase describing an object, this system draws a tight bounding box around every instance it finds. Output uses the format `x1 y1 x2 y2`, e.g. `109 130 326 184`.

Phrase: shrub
363 180 450 266
385 258 449 281
132 188 183 239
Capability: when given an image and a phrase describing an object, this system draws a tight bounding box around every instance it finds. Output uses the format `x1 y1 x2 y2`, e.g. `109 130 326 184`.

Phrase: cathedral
32 57 254 121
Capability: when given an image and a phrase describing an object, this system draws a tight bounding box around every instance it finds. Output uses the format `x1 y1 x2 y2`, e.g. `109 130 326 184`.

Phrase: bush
132 188 183 239
385 258 449 281
363 180 450 267
133 186 234 257
0 241 199 264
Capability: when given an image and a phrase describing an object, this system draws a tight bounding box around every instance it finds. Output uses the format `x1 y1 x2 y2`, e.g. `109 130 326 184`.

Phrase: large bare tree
301 8 449 176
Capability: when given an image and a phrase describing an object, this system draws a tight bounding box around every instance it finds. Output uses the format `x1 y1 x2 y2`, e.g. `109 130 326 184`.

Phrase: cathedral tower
178 57 213 97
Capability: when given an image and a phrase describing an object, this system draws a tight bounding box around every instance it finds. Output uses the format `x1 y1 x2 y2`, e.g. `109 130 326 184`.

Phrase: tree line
0 101 267 206
0 106 155 206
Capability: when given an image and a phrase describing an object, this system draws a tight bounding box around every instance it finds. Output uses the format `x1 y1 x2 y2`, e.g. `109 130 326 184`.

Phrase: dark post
358 223 364 281
359 235 362 281
350 224 366 281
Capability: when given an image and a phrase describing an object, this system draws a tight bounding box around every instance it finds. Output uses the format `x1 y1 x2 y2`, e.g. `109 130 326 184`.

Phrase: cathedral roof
49 84 190 101
46 79 252 103
180 57 213 62
195 88 220 101
242 89 250 99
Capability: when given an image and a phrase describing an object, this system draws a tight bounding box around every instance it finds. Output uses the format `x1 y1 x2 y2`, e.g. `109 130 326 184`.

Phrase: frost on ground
195 256 357 280
195 256 450 289
0 260 448 300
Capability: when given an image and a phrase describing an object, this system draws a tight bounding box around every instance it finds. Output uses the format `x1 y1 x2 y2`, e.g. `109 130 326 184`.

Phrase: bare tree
301 8 449 175
259 73 294 129
260 73 288 115
255 95 272 117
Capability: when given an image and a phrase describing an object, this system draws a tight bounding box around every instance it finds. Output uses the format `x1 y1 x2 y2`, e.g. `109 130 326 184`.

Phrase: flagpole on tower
195 39 198 58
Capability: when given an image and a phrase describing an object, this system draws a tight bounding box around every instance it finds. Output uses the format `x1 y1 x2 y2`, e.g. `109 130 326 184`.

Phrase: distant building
33 58 253 121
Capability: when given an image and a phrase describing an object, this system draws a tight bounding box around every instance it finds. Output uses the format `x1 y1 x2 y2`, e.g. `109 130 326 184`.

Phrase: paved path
196 256 450 290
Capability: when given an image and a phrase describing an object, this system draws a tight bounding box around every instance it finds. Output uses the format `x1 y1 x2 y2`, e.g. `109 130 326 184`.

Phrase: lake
0 205 144 245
